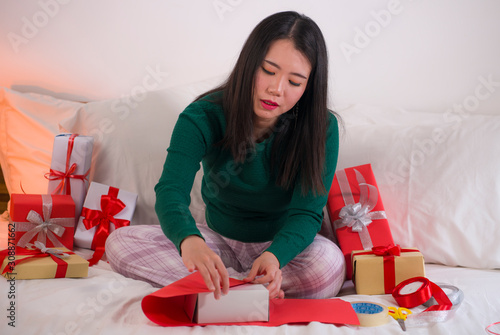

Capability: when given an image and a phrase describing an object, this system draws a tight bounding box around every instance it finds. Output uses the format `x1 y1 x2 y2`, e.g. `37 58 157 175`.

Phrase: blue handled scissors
388 306 412 331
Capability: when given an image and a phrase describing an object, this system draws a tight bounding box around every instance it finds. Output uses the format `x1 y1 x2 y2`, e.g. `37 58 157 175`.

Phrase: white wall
0 0 499 113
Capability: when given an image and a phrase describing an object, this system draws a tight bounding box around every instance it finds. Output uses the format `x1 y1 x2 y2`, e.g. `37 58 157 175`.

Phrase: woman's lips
261 99 279 110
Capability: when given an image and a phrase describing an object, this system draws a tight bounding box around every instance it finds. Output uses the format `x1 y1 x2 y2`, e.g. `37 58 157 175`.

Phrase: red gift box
10 194 75 250
327 164 394 279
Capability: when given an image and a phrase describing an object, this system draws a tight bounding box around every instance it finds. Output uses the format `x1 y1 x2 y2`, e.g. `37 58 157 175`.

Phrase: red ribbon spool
392 277 453 312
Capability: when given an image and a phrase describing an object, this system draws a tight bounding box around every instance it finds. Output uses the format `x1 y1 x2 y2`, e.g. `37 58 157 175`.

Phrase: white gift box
185 283 269 324
75 181 137 249
48 133 94 222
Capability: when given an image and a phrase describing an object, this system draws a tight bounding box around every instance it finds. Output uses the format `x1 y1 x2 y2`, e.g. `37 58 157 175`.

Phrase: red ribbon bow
45 134 90 195
80 187 130 266
371 244 402 257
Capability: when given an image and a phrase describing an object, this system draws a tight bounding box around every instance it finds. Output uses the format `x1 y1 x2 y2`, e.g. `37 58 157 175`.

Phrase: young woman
106 11 345 300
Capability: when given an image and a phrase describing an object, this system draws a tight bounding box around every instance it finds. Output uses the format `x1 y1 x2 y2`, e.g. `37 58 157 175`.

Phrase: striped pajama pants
105 223 345 299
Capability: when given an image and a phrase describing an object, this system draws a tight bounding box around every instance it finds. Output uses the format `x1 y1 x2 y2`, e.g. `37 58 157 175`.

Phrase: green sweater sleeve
265 113 340 267
154 100 214 252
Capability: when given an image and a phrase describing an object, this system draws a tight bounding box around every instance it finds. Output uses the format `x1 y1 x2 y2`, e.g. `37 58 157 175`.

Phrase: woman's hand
180 235 229 299
243 251 285 299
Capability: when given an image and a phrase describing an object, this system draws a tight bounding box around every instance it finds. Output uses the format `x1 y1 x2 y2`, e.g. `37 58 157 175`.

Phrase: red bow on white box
80 186 130 266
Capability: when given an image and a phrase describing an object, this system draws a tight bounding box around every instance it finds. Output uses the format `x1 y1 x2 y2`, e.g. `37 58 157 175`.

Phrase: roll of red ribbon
392 277 453 312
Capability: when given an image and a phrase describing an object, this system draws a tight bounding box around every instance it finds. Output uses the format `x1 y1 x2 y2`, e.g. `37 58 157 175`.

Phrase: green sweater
154 93 339 267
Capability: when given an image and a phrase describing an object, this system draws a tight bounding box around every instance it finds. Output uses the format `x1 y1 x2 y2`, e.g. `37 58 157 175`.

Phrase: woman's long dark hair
197 11 336 196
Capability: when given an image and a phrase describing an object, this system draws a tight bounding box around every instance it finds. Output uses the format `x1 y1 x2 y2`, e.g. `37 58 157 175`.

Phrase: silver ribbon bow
26 241 70 259
15 194 74 248
334 169 387 249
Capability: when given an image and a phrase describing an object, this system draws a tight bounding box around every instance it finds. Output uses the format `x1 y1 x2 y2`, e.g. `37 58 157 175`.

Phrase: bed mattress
1 217 499 335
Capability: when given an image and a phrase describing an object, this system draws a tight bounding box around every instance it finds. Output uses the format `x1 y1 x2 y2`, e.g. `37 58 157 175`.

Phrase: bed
1 1 499 334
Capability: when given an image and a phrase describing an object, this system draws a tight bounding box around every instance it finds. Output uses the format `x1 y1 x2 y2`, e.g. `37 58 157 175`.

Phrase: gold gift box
1 248 89 280
352 248 425 295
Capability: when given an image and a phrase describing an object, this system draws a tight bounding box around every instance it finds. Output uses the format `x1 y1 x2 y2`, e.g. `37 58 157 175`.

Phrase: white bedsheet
1 217 499 335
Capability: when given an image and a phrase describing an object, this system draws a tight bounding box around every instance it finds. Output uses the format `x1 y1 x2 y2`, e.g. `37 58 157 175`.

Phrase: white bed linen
1 217 499 335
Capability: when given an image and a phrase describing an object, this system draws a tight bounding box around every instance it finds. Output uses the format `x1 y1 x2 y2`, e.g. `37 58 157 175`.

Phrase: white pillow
58 78 225 227
5 84 497 270
335 104 500 269
0 87 83 195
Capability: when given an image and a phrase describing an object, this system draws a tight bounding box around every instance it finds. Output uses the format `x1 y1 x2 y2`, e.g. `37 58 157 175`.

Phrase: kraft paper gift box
327 164 394 279
1 242 89 280
10 193 75 250
75 181 137 266
47 133 94 223
352 245 425 295
185 283 269 324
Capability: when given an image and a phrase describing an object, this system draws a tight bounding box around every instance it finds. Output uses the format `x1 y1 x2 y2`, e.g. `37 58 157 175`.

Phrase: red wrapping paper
10 194 75 250
327 164 394 279
141 272 360 327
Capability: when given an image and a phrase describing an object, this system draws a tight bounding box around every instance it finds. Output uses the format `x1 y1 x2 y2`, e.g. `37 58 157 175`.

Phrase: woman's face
253 39 311 129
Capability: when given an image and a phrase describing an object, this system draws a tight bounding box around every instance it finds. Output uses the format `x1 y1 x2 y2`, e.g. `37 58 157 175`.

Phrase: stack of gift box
1 133 423 298
326 164 425 295
1 134 138 280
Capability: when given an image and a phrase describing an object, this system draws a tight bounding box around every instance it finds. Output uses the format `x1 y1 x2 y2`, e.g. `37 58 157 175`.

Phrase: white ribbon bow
339 201 374 232
26 241 70 259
